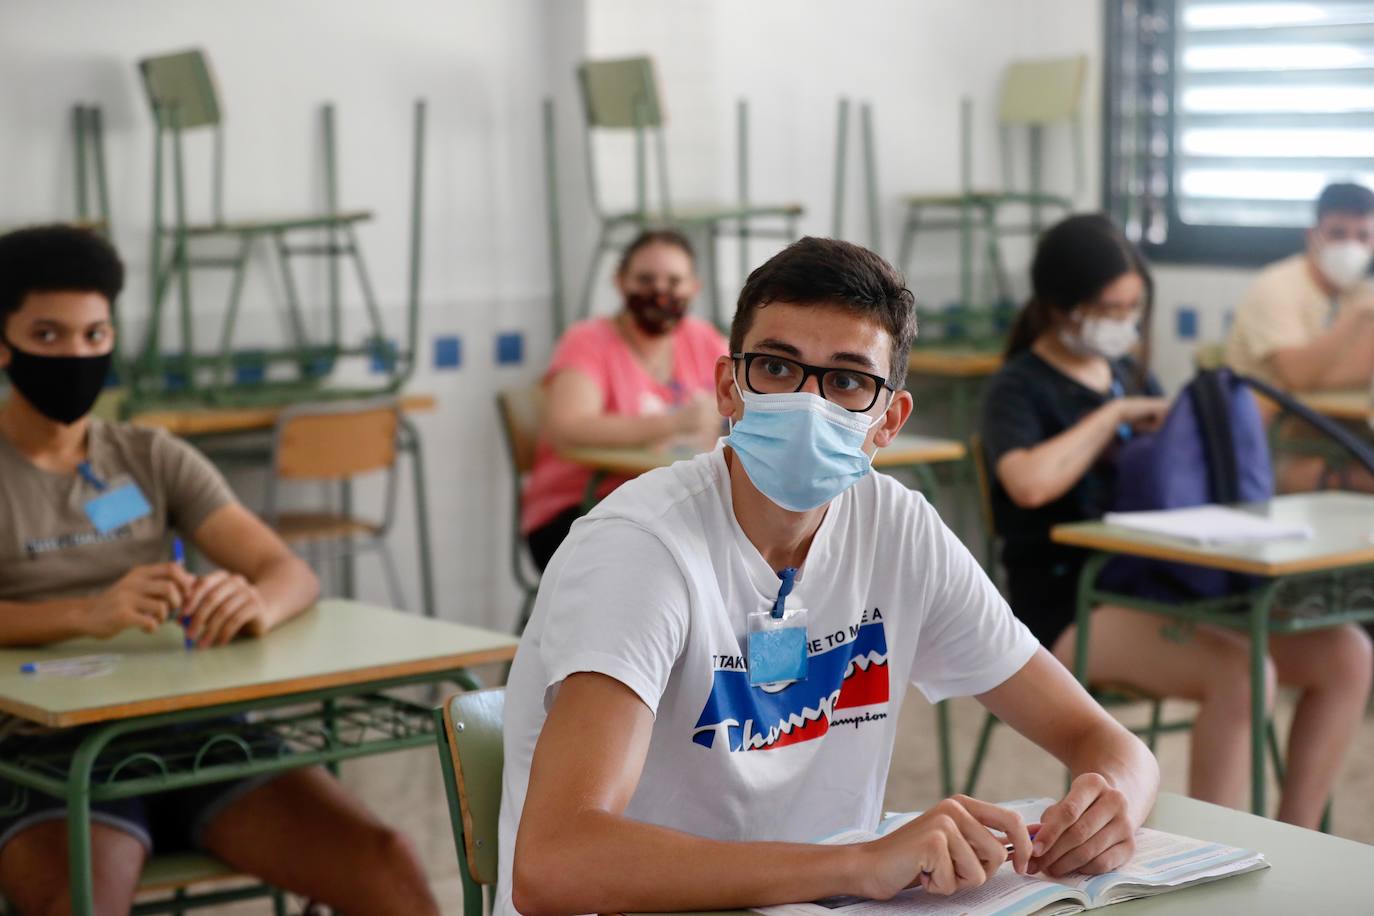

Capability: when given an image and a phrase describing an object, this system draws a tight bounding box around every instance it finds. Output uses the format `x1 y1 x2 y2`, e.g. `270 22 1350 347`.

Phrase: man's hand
183 570 271 647
82 562 195 638
855 796 1032 899
1029 773 1137 877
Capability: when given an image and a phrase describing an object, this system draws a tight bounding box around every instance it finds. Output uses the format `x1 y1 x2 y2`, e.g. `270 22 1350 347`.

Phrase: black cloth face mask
1 338 112 425
625 292 689 337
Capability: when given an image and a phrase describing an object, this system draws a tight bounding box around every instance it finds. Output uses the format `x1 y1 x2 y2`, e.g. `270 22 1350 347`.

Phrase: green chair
497 387 545 633
573 57 804 329
435 687 505 916
71 104 111 235
0 851 287 915
132 49 414 409
897 56 1086 325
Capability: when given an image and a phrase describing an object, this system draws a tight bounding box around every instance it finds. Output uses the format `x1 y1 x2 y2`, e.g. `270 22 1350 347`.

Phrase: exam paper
1103 506 1313 545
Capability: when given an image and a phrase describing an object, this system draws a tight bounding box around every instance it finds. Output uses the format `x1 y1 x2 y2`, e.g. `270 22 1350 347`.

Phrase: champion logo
692 618 890 752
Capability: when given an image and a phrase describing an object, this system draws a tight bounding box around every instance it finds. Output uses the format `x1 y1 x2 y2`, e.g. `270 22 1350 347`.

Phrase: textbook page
754 798 1266 916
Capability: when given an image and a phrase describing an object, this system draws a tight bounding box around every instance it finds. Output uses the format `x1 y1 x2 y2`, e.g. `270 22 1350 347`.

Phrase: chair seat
273 512 381 544
902 190 1073 209
175 209 373 236
604 201 804 225
136 852 238 892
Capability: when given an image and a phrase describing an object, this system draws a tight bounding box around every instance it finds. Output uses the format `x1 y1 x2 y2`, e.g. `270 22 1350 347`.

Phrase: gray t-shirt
0 419 233 603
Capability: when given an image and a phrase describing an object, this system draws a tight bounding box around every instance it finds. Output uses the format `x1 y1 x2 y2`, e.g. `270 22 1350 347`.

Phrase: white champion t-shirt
495 446 1038 915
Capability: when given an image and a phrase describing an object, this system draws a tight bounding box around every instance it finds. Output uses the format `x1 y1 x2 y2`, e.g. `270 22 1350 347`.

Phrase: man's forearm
515 809 868 916
1066 721 1159 827
0 598 90 646
252 554 319 630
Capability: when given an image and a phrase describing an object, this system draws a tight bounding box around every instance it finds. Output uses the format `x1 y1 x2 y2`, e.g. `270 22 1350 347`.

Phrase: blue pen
172 538 193 650
772 567 797 619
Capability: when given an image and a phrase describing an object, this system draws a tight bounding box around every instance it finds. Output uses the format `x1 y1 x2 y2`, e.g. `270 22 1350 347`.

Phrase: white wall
0 0 1260 629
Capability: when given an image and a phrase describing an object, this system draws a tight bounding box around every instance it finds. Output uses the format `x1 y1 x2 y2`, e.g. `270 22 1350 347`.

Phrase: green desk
644 792 1374 915
1053 492 1374 817
0 599 517 916
1301 389 1372 423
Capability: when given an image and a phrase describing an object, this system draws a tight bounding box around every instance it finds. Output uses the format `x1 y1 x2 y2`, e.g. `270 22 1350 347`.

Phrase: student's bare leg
1269 625 1373 828
0 820 144 916
1052 606 1275 808
200 767 439 916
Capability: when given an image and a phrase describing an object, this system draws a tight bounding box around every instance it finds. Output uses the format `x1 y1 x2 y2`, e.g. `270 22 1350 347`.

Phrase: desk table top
1052 492 1374 577
0 599 516 728
561 435 966 477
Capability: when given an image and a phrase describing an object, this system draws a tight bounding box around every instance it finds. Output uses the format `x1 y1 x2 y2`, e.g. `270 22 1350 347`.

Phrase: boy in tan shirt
0 226 438 915
1225 182 1374 490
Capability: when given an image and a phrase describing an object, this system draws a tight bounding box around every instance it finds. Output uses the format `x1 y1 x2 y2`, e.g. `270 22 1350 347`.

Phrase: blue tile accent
496 332 524 366
233 349 266 385
369 337 398 374
1175 305 1198 341
433 335 462 370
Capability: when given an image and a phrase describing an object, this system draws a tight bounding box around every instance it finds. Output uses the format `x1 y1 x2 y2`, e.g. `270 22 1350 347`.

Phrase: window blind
1175 0 1374 228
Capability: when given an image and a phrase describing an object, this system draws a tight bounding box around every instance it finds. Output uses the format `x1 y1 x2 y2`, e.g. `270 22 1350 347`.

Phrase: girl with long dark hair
981 213 1370 827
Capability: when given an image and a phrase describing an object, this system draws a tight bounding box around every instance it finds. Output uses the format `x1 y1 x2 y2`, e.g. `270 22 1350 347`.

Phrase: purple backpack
1101 369 1374 600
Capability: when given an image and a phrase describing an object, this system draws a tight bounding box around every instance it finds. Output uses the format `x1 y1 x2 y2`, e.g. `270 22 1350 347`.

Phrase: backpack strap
1190 370 1241 502
1241 374 1374 477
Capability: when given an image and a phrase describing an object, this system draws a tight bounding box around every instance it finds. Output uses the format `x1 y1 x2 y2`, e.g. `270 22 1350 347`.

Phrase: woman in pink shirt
523 230 727 569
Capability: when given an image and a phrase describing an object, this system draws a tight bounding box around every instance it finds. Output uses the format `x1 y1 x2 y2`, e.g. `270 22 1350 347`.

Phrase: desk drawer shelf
0 690 438 804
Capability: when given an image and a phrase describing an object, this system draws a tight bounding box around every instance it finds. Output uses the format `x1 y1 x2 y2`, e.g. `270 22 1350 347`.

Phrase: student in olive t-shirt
0 226 439 916
982 214 1372 831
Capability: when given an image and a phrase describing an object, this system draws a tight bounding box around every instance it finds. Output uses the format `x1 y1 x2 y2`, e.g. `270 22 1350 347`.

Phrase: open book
755 798 1267 916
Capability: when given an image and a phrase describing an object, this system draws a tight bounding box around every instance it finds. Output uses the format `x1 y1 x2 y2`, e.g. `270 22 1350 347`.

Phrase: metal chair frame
263 397 406 610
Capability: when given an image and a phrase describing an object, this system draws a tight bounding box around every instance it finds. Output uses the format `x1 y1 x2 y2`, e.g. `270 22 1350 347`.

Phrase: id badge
747 605 808 686
84 483 153 534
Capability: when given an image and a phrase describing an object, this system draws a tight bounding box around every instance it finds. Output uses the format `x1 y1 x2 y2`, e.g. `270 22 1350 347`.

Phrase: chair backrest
998 56 1086 125
272 398 400 481
969 433 999 542
496 387 544 476
578 57 664 129
138 49 222 129
437 688 505 886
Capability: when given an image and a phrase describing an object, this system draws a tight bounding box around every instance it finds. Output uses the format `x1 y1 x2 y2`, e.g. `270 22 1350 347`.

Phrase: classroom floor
195 678 1374 915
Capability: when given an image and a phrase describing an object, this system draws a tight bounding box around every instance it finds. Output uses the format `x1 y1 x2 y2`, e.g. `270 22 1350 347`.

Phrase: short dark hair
1316 182 1374 222
616 228 695 276
0 225 124 334
729 237 917 388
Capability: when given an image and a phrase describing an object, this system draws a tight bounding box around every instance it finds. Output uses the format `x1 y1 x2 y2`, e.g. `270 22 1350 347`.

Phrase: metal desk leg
400 416 436 618
65 725 122 916
1072 553 1111 689
1249 582 1280 816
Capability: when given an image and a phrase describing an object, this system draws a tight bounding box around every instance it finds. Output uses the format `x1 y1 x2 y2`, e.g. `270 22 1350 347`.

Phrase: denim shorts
0 717 285 855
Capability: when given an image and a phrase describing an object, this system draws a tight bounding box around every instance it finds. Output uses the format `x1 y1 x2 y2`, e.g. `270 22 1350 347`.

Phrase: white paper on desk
1103 506 1313 545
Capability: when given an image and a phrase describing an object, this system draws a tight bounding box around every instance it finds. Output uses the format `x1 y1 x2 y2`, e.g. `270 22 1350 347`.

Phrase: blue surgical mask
726 385 880 512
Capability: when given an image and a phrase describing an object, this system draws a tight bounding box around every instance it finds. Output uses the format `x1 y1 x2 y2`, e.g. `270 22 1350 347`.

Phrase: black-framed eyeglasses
732 352 894 414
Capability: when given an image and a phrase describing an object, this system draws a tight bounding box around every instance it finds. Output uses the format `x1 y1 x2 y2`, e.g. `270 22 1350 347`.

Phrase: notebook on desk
1103 505 1313 546
754 798 1267 916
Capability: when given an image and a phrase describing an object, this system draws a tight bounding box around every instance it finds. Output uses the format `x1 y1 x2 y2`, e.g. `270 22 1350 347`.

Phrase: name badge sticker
84 483 153 534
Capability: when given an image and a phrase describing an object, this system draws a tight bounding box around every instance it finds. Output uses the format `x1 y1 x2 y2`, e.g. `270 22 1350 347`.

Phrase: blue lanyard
77 462 107 491
772 567 797 619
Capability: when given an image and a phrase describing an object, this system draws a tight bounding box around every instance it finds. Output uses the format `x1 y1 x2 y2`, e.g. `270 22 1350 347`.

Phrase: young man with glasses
498 237 1159 916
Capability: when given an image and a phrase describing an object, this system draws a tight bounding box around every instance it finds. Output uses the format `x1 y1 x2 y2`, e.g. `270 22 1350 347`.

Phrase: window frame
1103 0 1311 267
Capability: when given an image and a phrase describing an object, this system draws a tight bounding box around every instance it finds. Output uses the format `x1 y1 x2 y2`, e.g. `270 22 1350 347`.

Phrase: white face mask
1316 239 1374 291
1060 314 1140 360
